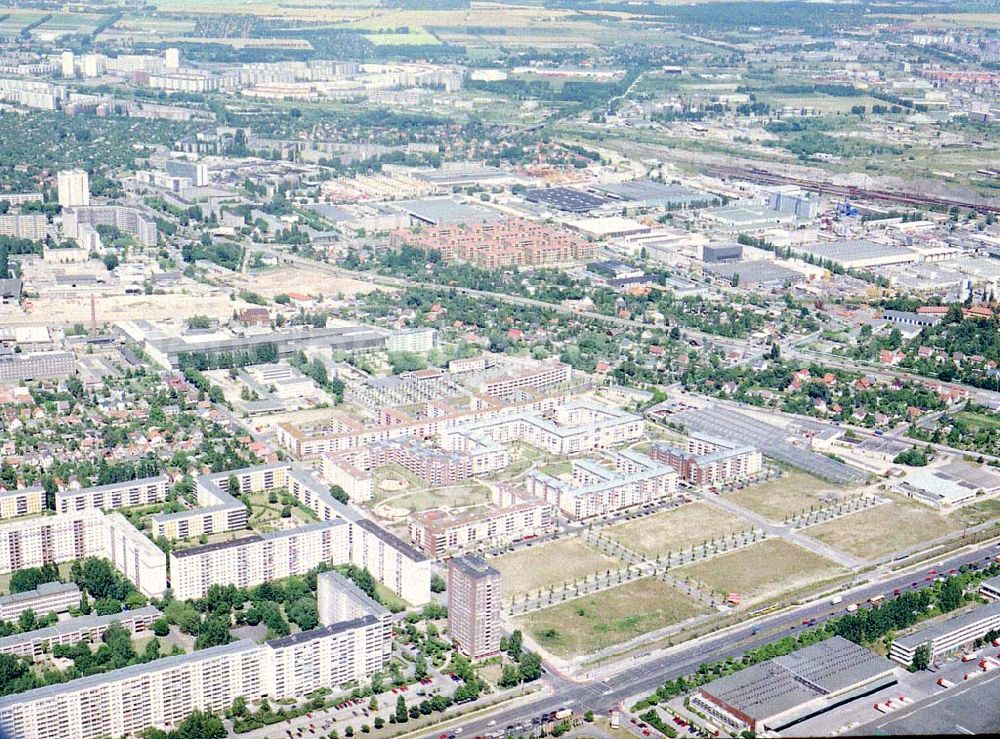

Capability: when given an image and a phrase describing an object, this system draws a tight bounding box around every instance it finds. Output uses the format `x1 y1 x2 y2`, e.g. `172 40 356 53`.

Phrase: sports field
806 500 959 561
516 577 708 657
491 537 622 599
677 539 845 603
603 503 750 558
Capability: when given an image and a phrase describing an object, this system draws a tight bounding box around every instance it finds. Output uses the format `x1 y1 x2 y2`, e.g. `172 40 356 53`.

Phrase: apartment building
62 206 157 248
0 510 167 598
55 475 170 515
408 494 556 557
57 169 89 208
448 555 501 661
277 390 569 458
392 219 596 268
149 464 274 540
0 214 49 241
323 437 509 501
0 351 75 382
482 362 571 398
650 433 763 486
168 520 351 601
526 450 678 520
0 572 393 739
316 570 392 673
445 400 643 458
350 518 431 606
0 606 160 658
0 486 45 520
386 327 438 353
0 582 80 622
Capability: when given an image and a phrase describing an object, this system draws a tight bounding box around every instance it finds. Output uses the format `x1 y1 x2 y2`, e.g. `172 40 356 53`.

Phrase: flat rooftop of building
591 180 709 205
0 639 257 709
894 600 1000 651
701 636 896 726
0 581 79 607
797 239 916 264
412 165 513 187
524 187 611 212
704 260 804 286
354 517 429 562
450 554 499 579
563 215 650 237
392 198 504 226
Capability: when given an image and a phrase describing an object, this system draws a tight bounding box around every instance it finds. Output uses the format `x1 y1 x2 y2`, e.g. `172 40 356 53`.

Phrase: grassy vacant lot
954 409 1000 431
363 28 440 46
517 577 708 657
806 500 959 561
603 503 751 557
728 470 843 522
491 538 622 599
678 539 845 603
951 498 1000 528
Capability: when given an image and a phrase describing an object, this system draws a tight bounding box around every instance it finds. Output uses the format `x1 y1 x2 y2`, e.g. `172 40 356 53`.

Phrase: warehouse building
794 239 918 269
693 636 898 734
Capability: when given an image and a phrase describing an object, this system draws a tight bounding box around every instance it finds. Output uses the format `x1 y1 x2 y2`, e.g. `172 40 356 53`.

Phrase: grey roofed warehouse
693 636 898 734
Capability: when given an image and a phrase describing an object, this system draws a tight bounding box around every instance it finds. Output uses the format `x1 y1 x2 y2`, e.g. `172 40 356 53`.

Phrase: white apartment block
62 206 157 247
0 606 160 658
481 362 571 398
0 510 167 598
0 214 49 241
57 169 90 208
351 519 431 606
149 464 279 541
386 327 438 353
316 570 392 673
526 450 678 520
0 487 45 520
168 520 351 602
0 582 80 622
56 475 170 515
445 400 644 458
0 563 396 739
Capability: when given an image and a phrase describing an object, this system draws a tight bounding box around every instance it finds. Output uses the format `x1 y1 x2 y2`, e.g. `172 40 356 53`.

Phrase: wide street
416 540 1000 738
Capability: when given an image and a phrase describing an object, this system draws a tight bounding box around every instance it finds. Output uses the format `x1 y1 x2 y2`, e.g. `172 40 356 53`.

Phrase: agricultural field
806 499 960 561
602 503 751 558
516 577 709 657
727 470 846 522
677 539 845 604
35 13 104 35
0 10 48 37
491 537 622 599
363 28 440 46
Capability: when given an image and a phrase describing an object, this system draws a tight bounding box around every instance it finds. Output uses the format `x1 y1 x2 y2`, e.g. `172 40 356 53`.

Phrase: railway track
708 164 1000 214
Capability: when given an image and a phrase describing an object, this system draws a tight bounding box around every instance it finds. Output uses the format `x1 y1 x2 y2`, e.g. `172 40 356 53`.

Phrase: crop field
491 537 622 599
603 503 751 558
516 577 708 657
677 539 845 604
727 470 845 522
37 13 104 33
363 28 440 46
0 10 48 37
806 499 959 561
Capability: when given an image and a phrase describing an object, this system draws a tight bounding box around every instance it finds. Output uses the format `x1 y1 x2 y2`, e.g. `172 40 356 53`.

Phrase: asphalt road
419 542 1000 739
